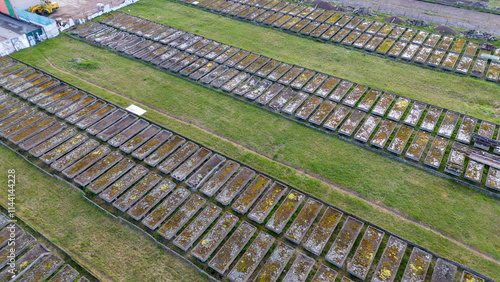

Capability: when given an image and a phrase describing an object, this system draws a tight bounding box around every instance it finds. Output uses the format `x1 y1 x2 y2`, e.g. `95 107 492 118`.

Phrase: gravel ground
330 0 500 35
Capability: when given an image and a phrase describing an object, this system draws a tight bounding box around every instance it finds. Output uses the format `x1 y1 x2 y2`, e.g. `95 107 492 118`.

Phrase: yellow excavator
28 0 59 16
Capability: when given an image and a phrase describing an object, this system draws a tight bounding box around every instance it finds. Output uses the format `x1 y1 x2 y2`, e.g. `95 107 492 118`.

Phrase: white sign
125 104 147 116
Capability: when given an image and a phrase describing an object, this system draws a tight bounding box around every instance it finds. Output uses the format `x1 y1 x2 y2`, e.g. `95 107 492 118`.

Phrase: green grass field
0 145 209 281
125 0 500 125
11 35 500 279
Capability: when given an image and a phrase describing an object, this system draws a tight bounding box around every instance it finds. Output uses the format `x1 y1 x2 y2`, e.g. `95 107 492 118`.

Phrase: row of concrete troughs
0 212 92 281
68 12 500 197
178 0 500 82
0 56 491 281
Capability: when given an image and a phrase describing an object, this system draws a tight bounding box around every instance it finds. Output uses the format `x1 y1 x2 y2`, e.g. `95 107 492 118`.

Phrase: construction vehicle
28 0 59 16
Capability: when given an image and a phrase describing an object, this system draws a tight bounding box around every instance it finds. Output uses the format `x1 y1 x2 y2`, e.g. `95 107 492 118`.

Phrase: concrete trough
113 172 162 212
233 76 261 96
227 232 274 282
312 265 338 282
295 96 322 120
142 187 191 230
370 119 397 148
387 41 407 58
310 23 330 38
442 53 459 71
455 56 473 74
354 115 381 143
186 154 226 189
55 95 95 118
342 30 362 46
99 164 149 203
424 33 441 48
191 212 239 262
325 216 364 267
248 182 288 224
414 47 433 64
120 125 161 154
95 114 139 142
405 130 431 162
86 158 135 194
284 198 322 244
401 248 432 282
320 26 340 40
180 58 209 76
157 194 206 240
464 160 484 183
420 106 442 132
208 221 256 275
65 100 106 124
74 151 123 186
401 43 420 60
347 226 385 280
171 147 212 182
127 179 176 220
256 83 284 105
266 190 305 234
338 110 365 137
132 130 172 160
28 128 77 157
403 101 426 127
323 104 351 131
200 160 239 196
371 235 407 282
173 204 221 251
290 69 315 89
253 242 294 282
39 133 88 164
437 111 460 138
216 167 255 205
412 31 428 45
315 76 339 98
357 89 381 112
244 79 272 100
309 100 336 125
170 54 200 73
330 28 350 43
387 125 413 155
84 109 127 134
376 38 395 55
388 26 406 40
268 87 296 111
282 252 315 282
329 80 353 102
50 139 99 172
353 33 372 49
157 141 199 174
471 59 487 78
444 142 467 176
424 136 449 168
486 62 500 82
303 73 327 94
475 121 495 150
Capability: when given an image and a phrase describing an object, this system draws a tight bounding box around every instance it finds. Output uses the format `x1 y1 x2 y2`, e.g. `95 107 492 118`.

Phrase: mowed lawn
11 36 500 279
127 0 500 125
0 145 210 281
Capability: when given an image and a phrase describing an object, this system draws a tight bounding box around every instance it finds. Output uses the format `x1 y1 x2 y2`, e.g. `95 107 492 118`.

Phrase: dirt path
44 57 500 265
330 0 500 35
